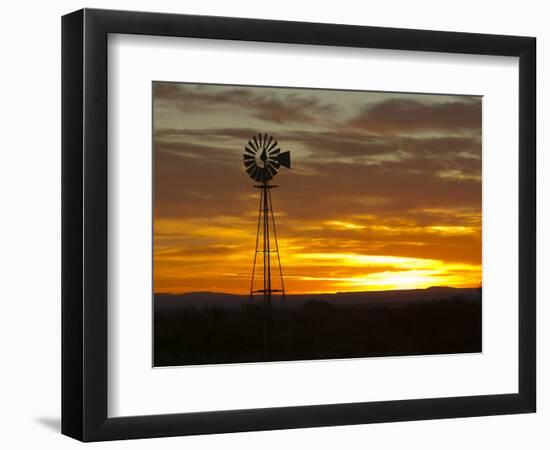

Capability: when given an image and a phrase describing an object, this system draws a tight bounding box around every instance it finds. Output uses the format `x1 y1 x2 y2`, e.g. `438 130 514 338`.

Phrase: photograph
152 82 482 366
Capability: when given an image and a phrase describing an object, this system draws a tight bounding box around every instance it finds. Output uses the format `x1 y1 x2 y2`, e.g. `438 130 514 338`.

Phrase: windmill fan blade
244 160 255 169
263 168 273 181
244 146 255 156
253 135 260 150
267 164 278 177
267 139 278 152
269 147 280 157
269 159 280 170
248 140 257 151
263 133 268 148
244 153 255 161
277 151 291 169
254 168 264 182
265 135 274 150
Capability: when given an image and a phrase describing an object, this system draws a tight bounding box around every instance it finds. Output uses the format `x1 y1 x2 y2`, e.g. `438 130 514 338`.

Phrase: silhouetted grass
154 296 481 366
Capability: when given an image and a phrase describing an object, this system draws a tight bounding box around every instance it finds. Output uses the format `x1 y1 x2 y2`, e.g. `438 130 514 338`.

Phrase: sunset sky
153 82 482 294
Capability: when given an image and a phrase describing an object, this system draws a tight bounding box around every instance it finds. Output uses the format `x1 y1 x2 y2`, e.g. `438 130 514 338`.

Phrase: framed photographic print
152 82 483 367
62 8 536 441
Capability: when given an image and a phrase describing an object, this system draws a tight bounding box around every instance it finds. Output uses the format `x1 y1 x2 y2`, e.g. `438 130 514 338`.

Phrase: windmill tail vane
243 133 291 351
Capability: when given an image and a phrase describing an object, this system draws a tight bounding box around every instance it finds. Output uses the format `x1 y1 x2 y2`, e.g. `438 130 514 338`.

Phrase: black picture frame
62 8 536 442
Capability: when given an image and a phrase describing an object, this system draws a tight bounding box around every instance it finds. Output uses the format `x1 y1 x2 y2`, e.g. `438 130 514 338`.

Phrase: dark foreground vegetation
154 293 481 366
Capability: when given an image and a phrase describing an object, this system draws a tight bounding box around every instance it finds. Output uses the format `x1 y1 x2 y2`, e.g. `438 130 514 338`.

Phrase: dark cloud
155 127 257 142
156 127 480 168
348 98 481 133
154 82 338 125
153 123 481 225
154 136 481 227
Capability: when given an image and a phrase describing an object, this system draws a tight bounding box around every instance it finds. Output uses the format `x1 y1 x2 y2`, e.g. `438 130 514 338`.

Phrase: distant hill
155 286 480 311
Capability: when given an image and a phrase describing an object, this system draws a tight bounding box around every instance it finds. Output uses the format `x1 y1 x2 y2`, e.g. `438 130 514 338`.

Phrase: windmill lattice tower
243 133 291 330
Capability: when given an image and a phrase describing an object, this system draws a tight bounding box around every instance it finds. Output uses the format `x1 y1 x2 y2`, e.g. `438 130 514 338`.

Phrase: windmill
243 133 291 350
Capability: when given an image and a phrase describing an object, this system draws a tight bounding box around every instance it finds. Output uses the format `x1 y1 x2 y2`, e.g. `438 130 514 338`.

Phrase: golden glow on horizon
154 217 481 294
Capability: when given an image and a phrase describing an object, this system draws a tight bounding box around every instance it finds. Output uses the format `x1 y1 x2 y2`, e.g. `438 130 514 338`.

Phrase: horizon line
154 284 481 296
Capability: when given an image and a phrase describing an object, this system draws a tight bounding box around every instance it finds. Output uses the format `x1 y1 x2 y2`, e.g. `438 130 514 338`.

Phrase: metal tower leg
267 186 287 311
247 181 287 358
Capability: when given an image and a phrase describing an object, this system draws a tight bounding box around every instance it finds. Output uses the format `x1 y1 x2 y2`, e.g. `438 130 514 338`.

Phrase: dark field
154 288 482 366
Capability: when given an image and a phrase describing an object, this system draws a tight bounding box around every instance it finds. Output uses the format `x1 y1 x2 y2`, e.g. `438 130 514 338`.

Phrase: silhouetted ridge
155 286 480 311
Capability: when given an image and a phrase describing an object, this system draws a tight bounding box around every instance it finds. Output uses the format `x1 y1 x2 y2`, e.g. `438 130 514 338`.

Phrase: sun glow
286 253 480 292
325 221 366 230
154 215 481 294
294 252 438 268
154 225 481 292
